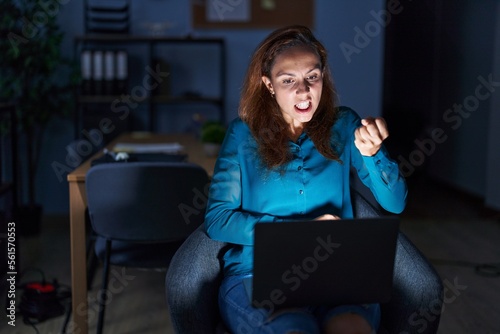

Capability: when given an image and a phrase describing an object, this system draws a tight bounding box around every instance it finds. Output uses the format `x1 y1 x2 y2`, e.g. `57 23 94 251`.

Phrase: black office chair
86 162 210 334
166 188 444 334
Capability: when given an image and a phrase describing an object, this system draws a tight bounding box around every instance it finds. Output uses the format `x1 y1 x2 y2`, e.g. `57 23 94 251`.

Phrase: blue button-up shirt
205 107 407 276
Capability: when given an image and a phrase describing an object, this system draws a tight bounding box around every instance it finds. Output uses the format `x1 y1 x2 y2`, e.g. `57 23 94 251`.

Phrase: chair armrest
351 187 383 218
166 224 228 333
351 187 443 333
381 232 444 334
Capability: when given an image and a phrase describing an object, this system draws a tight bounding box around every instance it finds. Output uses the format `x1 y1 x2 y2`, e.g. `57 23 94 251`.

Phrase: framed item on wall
192 0 314 29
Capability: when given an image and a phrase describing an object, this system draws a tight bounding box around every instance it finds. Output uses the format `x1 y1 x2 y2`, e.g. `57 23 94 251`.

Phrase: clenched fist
354 117 389 156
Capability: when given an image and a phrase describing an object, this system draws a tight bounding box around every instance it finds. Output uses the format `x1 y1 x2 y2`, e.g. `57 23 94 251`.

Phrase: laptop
247 217 400 311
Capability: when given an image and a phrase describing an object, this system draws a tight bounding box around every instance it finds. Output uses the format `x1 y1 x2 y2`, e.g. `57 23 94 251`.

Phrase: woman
205 25 407 334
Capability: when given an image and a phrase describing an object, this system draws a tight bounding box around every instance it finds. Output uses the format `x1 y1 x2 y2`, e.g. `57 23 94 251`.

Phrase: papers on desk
113 142 184 153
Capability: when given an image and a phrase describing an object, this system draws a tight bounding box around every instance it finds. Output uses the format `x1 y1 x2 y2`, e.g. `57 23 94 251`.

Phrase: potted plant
0 1 76 235
200 121 226 157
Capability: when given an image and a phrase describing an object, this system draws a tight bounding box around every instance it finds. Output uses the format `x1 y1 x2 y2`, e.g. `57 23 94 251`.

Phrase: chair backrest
86 162 210 243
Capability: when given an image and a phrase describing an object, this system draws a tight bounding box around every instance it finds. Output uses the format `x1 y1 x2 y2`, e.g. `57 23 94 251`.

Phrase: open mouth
295 101 311 111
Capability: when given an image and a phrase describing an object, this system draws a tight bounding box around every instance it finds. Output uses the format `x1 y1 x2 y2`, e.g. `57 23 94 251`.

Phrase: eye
307 74 320 82
282 78 294 85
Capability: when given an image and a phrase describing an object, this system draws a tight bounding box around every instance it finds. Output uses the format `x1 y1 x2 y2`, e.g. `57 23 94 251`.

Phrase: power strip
18 280 68 324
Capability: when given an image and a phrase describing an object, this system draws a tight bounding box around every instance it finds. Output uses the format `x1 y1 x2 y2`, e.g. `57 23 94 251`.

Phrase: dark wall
382 0 499 198
382 0 441 167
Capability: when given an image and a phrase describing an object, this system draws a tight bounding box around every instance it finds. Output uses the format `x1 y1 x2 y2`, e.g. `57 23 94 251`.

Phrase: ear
261 76 274 94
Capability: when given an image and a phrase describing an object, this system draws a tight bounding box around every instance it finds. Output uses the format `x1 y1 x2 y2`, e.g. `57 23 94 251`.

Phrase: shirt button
299 190 304 195
376 160 381 165
297 166 302 171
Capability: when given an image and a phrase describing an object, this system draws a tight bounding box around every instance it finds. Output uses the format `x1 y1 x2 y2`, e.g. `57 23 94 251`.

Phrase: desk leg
69 181 88 334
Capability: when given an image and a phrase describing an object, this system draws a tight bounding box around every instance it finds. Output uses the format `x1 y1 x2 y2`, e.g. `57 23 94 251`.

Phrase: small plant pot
203 143 221 157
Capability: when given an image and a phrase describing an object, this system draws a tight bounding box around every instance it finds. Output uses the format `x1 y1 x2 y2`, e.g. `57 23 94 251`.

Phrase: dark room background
18 0 500 215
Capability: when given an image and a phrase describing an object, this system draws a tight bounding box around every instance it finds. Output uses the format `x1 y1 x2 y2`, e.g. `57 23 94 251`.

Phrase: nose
296 80 310 94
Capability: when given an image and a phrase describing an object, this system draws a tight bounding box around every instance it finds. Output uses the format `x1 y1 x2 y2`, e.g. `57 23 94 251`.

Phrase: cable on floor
5 267 72 333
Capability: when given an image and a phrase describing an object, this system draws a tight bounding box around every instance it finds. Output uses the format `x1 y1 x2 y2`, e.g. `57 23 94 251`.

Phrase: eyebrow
275 63 322 77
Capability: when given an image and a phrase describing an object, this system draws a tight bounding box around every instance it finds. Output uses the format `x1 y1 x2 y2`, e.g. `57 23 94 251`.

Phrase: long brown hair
239 25 340 170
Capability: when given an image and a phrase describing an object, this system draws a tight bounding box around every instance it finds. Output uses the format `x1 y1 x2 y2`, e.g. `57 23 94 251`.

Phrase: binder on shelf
80 50 92 95
104 50 115 95
92 50 104 95
115 50 128 94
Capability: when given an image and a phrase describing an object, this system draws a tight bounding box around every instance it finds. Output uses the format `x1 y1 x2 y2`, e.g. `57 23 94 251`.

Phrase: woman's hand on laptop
314 214 340 221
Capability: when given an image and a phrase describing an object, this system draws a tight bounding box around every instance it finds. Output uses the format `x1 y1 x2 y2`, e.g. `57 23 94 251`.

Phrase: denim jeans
219 274 381 334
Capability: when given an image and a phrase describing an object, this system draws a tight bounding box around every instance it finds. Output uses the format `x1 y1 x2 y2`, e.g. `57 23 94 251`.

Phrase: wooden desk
67 132 216 334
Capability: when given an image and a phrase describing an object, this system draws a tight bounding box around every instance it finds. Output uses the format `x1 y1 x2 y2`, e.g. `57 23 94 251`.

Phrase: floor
2 174 500 334
399 175 500 334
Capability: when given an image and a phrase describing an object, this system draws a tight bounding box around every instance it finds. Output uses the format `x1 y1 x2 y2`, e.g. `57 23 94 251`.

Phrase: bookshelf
73 35 226 138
